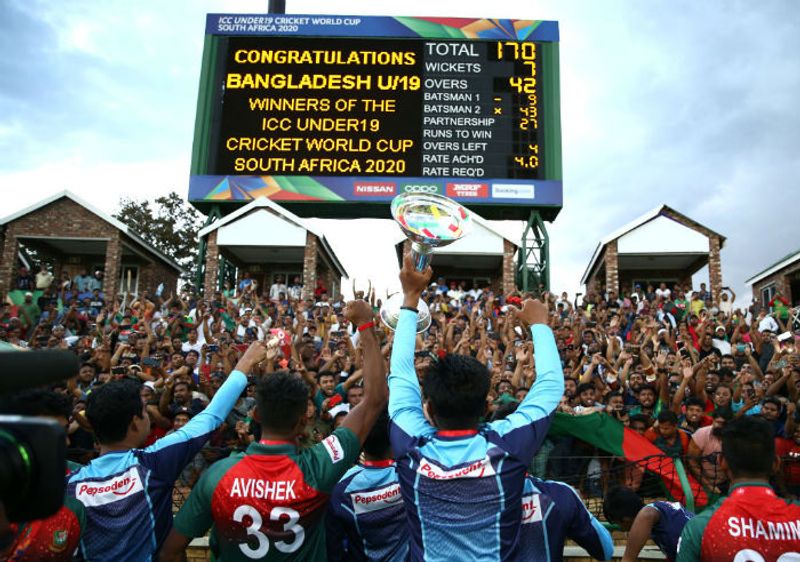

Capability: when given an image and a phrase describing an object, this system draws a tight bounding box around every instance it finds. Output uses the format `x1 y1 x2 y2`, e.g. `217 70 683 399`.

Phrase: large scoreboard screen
190 15 562 220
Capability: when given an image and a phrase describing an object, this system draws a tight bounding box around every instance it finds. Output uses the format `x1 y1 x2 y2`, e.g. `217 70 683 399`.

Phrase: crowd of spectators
2 264 800 508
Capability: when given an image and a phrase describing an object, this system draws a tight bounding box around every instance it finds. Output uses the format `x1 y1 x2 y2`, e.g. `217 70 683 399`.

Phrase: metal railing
169 451 800 519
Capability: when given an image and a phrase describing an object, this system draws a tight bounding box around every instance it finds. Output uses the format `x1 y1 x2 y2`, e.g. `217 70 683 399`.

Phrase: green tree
113 192 203 287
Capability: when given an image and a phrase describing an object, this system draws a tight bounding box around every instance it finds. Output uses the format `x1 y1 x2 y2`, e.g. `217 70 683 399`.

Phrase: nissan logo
403 185 440 194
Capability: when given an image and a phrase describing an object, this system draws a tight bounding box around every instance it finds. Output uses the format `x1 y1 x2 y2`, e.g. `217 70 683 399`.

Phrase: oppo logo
402 184 440 194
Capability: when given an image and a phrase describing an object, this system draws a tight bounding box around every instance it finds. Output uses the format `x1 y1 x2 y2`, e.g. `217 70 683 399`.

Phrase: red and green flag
548 412 709 510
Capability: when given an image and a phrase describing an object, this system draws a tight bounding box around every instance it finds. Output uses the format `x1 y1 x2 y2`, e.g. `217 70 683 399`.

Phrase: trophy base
379 293 432 333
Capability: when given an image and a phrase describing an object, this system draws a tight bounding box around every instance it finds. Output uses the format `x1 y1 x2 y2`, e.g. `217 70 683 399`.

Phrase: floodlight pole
269 0 286 14
517 209 550 295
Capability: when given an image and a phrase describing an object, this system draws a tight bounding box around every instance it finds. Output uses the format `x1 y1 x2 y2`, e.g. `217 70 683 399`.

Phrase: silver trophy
379 192 471 332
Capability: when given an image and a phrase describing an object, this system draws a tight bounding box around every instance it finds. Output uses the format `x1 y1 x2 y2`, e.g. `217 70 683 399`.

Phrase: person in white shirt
181 328 204 354
655 282 671 301
555 291 571 310
234 309 263 341
250 313 270 338
288 275 303 301
711 325 732 355
447 281 465 306
631 294 646 314
187 305 215 345
269 274 288 301
758 312 779 334
468 286 483 300
718 287 735 316
35 264 54 290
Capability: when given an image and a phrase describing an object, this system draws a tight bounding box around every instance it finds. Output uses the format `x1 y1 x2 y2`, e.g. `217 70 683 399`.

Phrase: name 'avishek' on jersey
677 482 800 562
326 459 408 562
388 309 564 561
173 427 361 561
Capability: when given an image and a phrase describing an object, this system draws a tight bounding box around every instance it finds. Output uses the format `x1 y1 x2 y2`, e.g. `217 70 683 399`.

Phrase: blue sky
1 0 798 302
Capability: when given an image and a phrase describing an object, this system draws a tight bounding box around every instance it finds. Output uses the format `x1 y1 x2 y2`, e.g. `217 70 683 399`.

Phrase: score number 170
497 41 541 171
496 41 537 94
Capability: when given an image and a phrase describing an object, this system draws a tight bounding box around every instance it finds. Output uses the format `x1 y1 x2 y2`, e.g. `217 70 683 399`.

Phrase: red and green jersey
677 482 800 561
3 506 80 561
3 461 83 561
174 427 360 561
777 438 800 488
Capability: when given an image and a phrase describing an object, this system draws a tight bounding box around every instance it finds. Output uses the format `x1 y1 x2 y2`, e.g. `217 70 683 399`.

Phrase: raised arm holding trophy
379 192 471 333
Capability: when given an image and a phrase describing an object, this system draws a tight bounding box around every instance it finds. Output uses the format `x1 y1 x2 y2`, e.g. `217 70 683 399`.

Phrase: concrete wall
431 220 504 255
427 264 503 291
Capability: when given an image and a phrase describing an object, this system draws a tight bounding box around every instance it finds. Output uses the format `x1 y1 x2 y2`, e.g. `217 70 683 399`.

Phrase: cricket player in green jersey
159 300 387 562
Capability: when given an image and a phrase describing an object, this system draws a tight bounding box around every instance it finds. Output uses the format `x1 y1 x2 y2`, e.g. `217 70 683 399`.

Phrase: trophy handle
410 242 434 272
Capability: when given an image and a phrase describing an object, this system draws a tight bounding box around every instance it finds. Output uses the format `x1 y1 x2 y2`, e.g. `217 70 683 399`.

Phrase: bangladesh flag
548 412 709 509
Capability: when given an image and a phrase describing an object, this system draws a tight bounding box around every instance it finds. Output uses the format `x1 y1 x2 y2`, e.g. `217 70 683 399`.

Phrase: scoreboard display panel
190 15 562 220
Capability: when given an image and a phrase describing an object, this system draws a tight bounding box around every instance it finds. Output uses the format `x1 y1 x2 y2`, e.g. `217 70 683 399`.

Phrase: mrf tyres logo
76 466 144 507
446 182 488 198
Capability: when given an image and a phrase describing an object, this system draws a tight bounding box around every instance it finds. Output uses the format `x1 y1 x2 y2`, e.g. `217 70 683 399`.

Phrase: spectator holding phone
160 378 205 418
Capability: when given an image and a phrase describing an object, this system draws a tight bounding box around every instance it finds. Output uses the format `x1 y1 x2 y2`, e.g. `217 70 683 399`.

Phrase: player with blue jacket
388 256 564 561
487 403 613 562
489 402 613 561
326 410 408 562
519 475 614 561
603 486 694 562
64 342 268 562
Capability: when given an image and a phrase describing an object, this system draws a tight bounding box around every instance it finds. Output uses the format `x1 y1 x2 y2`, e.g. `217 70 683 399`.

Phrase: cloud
0 156 189 215
1 0 797 306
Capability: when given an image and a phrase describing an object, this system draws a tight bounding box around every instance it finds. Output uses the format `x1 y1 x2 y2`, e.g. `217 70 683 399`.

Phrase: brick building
580 205 726 300
197 197 347 299
0 191 183 302
393 212 519 294
746 248 800 308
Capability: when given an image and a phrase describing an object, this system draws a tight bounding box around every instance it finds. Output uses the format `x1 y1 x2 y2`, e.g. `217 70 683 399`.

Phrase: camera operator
0 389 80 561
